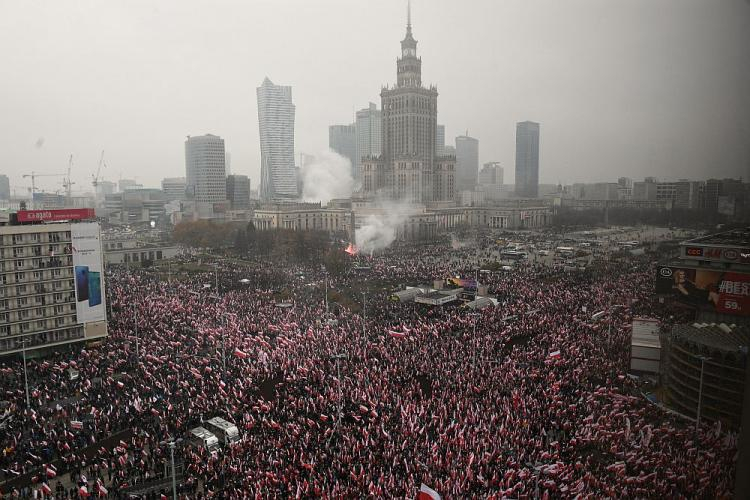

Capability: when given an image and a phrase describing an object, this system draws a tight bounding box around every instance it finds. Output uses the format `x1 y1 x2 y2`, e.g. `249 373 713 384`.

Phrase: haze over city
1 0 748 195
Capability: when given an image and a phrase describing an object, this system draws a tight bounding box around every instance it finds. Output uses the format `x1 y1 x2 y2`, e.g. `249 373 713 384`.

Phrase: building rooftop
672 323 750 354
684 227 750 247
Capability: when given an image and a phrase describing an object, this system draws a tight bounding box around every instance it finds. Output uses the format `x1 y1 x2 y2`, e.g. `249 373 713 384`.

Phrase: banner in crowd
655 266 750 316
72 222 106 323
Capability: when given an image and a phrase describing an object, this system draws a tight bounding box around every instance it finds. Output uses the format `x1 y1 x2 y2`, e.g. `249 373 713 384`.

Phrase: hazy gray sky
1 0 748 195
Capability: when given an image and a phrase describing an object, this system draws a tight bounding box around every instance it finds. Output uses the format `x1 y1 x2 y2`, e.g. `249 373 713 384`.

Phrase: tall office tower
360 5 455 202
257 77 297 201
436 125 445 155
226 174 251 210
0 212 107 355
329 124 357 178
185 134 227 218
0 174 9 200
355 102 382 177
515 121 540 198
455 135 479 192
161 177 187 202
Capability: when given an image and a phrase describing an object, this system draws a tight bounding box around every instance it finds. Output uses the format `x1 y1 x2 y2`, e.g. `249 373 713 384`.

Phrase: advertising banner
656 266 750 316
71 223 106 324
17 208 95 223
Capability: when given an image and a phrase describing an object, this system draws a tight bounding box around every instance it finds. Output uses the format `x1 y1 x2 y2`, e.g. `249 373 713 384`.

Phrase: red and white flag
45 465 57 479
71 420 83 430
233 348 249 359
41 483 52 496
79 485 89 497
96 479 108 497
388 330 406 338
418 483 441 500
548 350 561 359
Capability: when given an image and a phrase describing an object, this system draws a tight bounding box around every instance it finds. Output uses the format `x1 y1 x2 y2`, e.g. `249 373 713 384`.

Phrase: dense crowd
0 233 739 498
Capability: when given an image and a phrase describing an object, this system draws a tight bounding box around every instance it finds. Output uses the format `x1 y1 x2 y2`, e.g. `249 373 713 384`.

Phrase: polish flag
418 483 442 500
96 480 108 497
41 483 52 496
71 420 83 430
388 330 406 338
548 350 562 359
79 485 89 497
233 348 249 359
45 465 57 479
118 453 128 466
116 381 124 388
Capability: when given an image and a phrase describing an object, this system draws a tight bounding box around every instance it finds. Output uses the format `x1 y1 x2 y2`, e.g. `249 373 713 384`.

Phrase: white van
189 426 220 452
205 417 241 445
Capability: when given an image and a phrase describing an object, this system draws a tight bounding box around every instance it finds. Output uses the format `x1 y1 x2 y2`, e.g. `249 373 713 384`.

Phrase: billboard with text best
656 266 750 316
71 223 106 324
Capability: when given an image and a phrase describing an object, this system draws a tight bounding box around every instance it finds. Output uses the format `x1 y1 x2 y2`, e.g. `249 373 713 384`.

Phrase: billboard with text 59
656 266 750 316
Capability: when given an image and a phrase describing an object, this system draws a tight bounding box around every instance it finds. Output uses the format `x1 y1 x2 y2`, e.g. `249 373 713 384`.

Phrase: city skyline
1 0 748 194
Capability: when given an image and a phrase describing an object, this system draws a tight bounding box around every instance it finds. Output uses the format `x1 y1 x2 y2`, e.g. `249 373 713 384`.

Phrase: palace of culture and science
360 6 455 204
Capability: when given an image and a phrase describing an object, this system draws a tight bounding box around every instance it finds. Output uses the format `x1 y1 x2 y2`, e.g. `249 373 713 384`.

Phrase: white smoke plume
301 150 354 204
355 199 420 254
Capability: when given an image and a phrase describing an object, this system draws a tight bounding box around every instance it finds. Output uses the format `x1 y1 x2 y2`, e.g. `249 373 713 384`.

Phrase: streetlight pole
696 355 710 431
169 440 177 500
133 304 139 360
22 337 30 407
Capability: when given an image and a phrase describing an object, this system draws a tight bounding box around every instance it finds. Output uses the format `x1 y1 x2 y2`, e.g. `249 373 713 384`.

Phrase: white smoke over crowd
355 199 418 254
300 150 354 204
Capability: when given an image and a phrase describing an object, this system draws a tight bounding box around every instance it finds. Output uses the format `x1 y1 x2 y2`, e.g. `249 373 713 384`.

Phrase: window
16 285 27 295
54 305 64 314
53 293 62 302
16 260 24 268
17 297 28 307
36 308 44 316
33 271 42 279
15 272 25 281
20 309 29 319
37 320 46 329
56 317 65 326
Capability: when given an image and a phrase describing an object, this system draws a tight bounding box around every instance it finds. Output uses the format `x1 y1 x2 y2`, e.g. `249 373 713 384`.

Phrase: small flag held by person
418 483 442 500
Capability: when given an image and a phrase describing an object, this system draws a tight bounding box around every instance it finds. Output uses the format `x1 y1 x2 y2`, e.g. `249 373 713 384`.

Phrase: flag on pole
45 465 57 479
96 479 108 497
548 350 561 359
71 420 83 430
41 483 52 496
388 330 406 338
79 485 89 497
418 483 442 500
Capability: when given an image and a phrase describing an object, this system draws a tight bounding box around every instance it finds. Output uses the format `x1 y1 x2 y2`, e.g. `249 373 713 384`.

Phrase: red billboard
656 266 750 316
17 208 95 223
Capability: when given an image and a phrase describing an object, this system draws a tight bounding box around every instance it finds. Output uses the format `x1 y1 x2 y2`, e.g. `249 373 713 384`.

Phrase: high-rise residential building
185 134 227 218
479 162 504 185
515 121 540 198
360 7 455 203
0 213 107 355
455 135 479 192
329 124 357 179
226 174 251 210
355 102 382 177
436 125 445 155
675 180 704 210
161 177 187 202
478 162 504 200
257 77 297 201
0 174 9 200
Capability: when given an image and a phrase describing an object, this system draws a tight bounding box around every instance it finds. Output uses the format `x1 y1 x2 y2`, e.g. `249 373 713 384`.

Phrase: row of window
0 325 85 353
1 231 70 246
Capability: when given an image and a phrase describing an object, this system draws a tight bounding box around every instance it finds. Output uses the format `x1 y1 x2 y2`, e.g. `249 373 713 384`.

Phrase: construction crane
22 171 66 209
61 154 75 205
92 150 106 189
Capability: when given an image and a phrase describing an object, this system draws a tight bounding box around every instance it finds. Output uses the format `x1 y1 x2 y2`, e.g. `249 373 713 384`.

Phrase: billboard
656 266 750 316
17 208 95 223
71 223 106 323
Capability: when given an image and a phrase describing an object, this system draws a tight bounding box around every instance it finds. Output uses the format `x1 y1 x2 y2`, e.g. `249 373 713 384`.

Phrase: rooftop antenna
407 0 411 29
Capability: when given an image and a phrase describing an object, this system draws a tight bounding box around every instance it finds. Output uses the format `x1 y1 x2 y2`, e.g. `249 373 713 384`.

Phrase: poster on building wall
71 222 106 324
655 266 750 316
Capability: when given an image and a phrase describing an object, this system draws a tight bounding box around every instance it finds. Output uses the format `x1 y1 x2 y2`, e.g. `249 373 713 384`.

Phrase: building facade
436 125 445 155
257 77 297 201
355 103 382 181
104 189 167 225
0 217 108 355
455 135 479 193
0 175 9 201
161 177 187 202
185 134 227 218
226 174 251 210
515 121 540 198
360 11 455 203
329 124 357 179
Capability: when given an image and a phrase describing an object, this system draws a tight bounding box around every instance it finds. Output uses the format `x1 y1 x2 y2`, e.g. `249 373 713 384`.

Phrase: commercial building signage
17 208 95 223
656 266 750 316
681 245 750 263
71 223 106 324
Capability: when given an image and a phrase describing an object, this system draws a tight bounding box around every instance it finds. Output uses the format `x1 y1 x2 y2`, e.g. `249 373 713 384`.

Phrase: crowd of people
0 232 739 498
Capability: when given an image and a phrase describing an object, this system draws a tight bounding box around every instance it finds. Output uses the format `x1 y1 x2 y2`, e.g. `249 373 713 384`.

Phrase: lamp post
696 355 711 431
21 337 30 407
169 440 177 500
